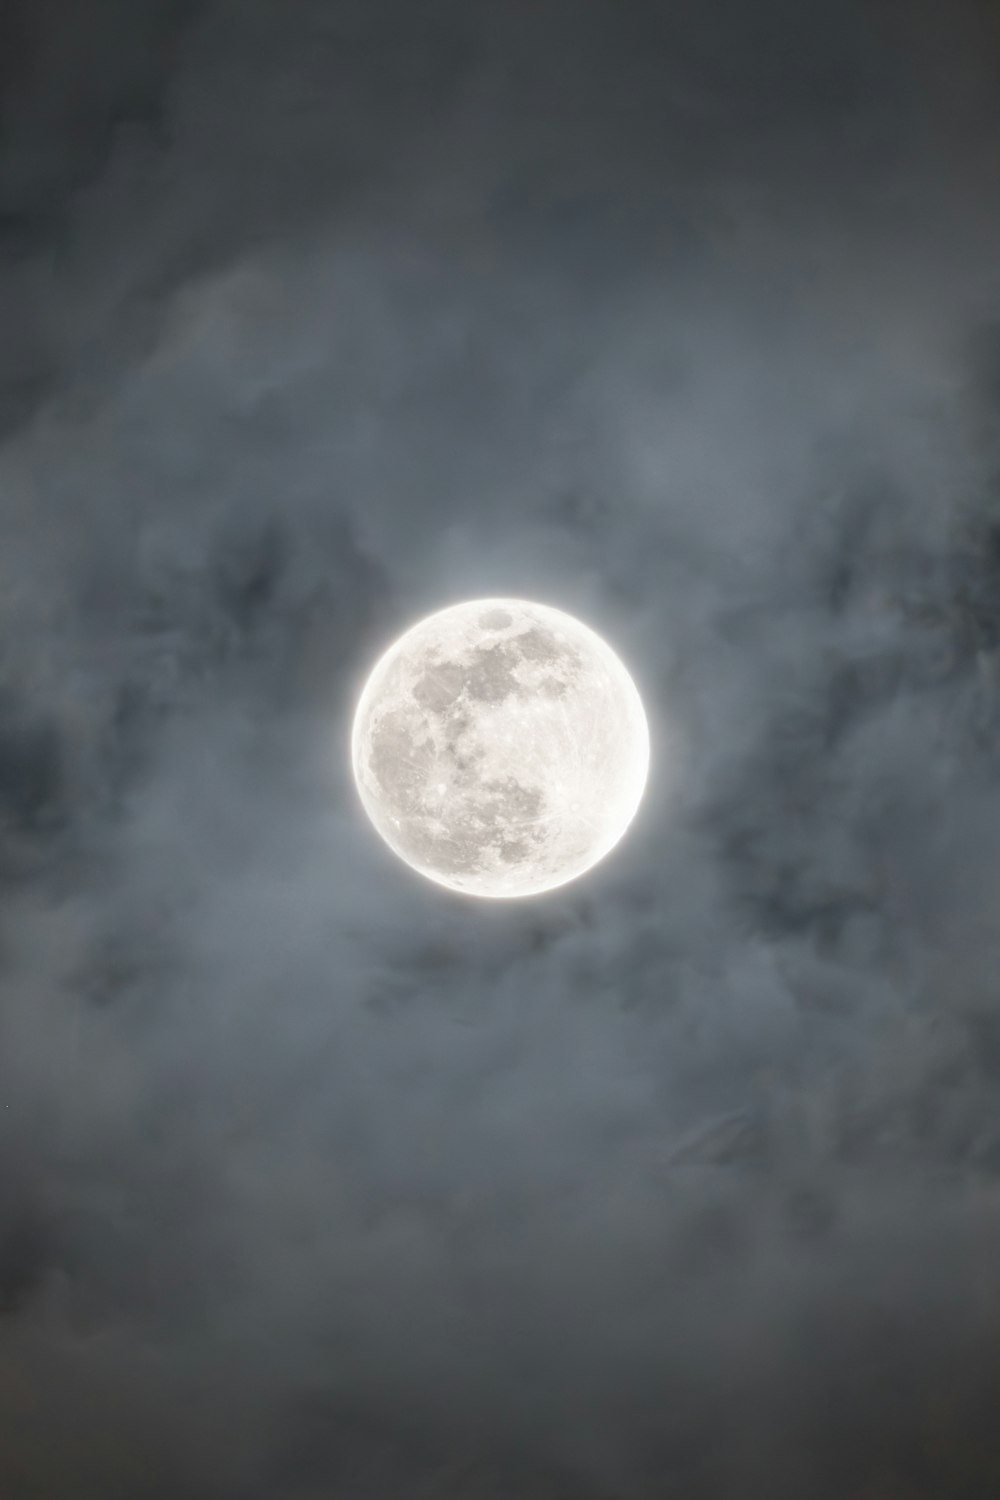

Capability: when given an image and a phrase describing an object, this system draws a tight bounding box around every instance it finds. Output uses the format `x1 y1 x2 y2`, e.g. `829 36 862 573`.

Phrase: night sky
3 3 1000 1496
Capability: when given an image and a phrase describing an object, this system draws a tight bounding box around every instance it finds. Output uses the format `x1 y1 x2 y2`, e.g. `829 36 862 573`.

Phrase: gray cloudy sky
2 2 1000 1496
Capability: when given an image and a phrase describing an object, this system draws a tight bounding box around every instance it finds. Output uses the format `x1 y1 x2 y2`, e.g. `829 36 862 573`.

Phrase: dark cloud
2 1 1000 1495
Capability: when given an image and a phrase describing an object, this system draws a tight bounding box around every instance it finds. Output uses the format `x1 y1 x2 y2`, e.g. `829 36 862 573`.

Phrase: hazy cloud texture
2 3 1000 1496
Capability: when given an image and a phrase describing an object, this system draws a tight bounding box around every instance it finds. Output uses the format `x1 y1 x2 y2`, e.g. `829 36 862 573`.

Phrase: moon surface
350 598 651 899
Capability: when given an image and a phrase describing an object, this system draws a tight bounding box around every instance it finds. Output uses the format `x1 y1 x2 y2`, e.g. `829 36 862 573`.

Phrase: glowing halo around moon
350 598 651 899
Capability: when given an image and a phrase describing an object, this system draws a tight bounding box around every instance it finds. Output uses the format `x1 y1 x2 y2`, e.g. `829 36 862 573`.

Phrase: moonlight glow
350 598 650 898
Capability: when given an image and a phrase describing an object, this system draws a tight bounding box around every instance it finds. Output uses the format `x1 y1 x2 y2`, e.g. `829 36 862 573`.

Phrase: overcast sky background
2 2 1000 1496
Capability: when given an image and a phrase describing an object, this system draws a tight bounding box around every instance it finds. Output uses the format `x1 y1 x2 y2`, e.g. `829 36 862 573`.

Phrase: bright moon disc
350 598 650 898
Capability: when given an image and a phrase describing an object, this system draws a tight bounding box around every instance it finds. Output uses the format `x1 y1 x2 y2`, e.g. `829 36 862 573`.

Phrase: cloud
2 2 1000 1495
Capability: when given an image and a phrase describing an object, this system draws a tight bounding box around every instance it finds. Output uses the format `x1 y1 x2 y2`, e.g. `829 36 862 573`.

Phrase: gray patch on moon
479 776 543 824
513 626 563 663
411 655 465 712
479 609 512 630
466 642 521 704
368 710 436 817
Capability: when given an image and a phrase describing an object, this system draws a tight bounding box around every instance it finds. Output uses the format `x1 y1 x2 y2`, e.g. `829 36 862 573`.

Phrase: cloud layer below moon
2 2 1000 1497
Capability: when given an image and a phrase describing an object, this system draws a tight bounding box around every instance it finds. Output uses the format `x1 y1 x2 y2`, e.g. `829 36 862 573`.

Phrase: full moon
350 598 650 899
